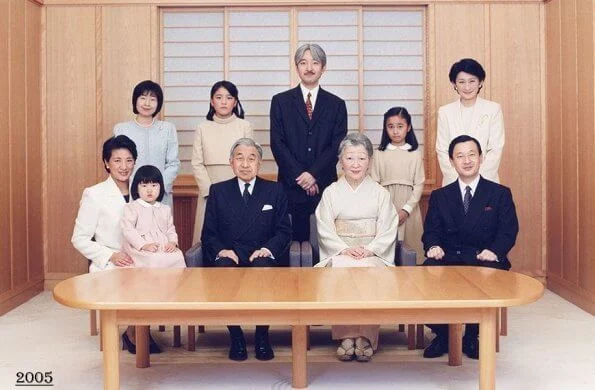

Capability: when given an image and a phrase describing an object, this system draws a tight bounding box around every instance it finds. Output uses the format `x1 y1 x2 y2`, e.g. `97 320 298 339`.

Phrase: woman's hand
164 242 178 253
340 246 374 259
397 209 409 226
141 243 159 252
110 252 134 267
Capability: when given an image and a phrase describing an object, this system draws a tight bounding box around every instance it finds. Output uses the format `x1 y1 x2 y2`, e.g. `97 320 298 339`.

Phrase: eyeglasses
454 152 479 161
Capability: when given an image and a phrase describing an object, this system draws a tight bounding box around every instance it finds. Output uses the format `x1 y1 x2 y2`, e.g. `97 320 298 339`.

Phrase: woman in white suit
71 135 160 354
72 135 137 272
436 58 505 186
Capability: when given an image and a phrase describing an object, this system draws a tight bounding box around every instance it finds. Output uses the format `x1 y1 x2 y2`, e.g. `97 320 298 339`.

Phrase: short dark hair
207 80 245 120
448 58 486 84
448 135 483 159
131 165 166 202
102 135 137 173
132 80 164 117
378 106 419 152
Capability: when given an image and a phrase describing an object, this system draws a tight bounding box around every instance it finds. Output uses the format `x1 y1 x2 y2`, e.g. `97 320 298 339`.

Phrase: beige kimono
315 176 398 349
191 114 253 243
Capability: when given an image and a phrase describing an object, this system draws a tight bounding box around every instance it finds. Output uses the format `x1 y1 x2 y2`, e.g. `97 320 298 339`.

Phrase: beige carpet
0 290 594 389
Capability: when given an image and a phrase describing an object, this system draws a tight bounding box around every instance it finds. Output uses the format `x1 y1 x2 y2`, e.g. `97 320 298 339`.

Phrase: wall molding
548 273 595 315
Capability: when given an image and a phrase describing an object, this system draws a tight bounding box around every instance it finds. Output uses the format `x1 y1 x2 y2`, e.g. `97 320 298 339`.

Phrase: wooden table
53 266 544 390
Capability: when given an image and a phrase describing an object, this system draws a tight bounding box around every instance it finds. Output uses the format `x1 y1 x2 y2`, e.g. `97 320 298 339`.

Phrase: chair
300 214 424 350
184 239 302 351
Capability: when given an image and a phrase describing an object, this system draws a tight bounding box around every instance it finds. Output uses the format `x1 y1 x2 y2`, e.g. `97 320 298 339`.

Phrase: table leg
100 310 119 390
136 326 150 368
479 308 497 390
292 325 308 389
448 323 463 366
187 326 196 352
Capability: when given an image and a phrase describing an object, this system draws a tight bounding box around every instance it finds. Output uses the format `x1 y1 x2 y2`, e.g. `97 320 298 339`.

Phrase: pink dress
120 199 186 268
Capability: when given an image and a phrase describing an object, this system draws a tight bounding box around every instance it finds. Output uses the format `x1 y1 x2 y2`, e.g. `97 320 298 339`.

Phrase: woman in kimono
315 132 398 362
436 58 505 186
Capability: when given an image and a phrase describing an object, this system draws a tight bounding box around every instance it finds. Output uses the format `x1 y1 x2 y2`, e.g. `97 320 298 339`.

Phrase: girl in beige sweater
191 81 253 243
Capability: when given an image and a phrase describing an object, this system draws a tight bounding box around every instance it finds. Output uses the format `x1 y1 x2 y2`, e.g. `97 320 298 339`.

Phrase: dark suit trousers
213 256 277 338
423 257 509 340
289 199 318 242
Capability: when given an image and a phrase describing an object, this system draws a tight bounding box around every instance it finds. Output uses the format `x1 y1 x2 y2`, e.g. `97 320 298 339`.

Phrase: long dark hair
131 165 166 202
206 80 245 120
378 107 419 151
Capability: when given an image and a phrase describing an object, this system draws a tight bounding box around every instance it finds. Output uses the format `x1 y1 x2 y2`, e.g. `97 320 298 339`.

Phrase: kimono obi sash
334 218 376 247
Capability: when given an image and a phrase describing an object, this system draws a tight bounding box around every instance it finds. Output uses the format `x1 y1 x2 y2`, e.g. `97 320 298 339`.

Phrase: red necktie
305 92 313 120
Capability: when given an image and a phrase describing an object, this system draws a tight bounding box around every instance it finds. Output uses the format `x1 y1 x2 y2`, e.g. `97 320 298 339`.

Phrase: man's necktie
463 186 472 214
305 92 313 120
243 182 251 204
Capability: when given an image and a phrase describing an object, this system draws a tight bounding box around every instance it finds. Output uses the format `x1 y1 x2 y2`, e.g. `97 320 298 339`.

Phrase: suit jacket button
456 250 461 255
307 147 312 152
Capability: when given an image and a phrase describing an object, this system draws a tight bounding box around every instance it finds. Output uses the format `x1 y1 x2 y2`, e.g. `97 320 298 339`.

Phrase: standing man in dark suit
422 135 519 360
201 137 291 361
270 43 348 241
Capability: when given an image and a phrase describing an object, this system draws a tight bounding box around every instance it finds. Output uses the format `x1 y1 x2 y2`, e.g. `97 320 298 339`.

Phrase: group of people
70 43 519 363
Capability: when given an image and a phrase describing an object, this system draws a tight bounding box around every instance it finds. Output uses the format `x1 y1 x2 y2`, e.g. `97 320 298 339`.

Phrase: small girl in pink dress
121 165 186 268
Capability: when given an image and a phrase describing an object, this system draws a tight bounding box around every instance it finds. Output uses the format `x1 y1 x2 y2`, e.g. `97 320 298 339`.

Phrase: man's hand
340 246 374 259
476 249 498 262
110 252 134 267
218 249 239 264
249 248 272 262
296 172 316 190
397 209 409 226
141 243 159 252
306 183 319 196
164 242 178 253
426 246 445 260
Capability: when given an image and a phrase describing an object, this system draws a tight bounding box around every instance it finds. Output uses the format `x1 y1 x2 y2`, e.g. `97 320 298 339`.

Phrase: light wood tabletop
53 266 544 390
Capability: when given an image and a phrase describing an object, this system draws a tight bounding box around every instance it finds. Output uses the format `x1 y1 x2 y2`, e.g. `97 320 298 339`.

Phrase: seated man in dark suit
201 137 291 361
422 134 519 360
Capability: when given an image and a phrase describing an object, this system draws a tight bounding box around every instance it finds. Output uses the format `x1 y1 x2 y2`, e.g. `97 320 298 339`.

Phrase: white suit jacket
436 97 505 186
71 176 127 272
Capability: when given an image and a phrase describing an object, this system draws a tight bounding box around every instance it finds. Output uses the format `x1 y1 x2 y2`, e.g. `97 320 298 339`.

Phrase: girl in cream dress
371 107 425 262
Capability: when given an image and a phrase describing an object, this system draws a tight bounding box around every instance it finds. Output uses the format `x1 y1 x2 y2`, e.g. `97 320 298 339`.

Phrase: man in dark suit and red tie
270 43 348 242
201 137 291 362
422 134 519 360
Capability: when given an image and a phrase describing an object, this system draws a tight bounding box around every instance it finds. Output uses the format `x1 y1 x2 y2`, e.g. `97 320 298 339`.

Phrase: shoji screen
162 7 425 176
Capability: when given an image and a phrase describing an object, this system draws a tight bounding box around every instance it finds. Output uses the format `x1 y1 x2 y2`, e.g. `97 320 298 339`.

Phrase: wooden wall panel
490 3 543 274
434 4 487 109
560 0 579 284
545 0 562 278
100 5 152 176
576 0 595 295
26 0 44 281
46 6 97 274
0 0 11 295
546 0 595 315
9 0 28 287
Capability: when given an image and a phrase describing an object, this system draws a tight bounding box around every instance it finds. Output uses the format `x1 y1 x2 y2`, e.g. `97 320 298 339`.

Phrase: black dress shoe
148 334 162 354
229 336 248 361
122 332 136 354
463 337 479 360
254 336 274 361
423 336 448 358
